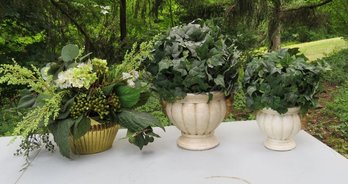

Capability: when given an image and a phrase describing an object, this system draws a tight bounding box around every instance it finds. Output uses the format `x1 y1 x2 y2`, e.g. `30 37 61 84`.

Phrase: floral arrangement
243 48 330 114
141 22 241 102
0 44 163 158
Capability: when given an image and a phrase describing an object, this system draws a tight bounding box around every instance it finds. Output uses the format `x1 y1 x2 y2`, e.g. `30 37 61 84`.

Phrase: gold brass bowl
70 120 120 155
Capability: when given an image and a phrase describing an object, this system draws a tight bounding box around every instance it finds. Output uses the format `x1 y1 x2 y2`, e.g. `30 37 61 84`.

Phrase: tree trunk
134 0 140 18
268 0 281 51
120 0 126 41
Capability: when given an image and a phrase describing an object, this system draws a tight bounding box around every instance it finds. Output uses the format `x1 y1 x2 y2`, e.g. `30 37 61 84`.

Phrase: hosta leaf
116 86 141 108
49 119 75 158
17 94 36 109
72 116 91 139
33 93 51 107
117 110 164 132
102 83 117 96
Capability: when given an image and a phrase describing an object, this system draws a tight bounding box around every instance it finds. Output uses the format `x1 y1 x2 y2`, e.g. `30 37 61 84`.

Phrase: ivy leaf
49 119 75 158
61 44 79 62
116 86 141 108
247 86 257 96
118 110 163 149
158 59 172 72
214 74 225 87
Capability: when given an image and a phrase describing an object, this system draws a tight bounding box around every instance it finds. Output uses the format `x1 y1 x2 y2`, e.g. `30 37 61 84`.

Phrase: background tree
323 0 348 38
227 0 333 51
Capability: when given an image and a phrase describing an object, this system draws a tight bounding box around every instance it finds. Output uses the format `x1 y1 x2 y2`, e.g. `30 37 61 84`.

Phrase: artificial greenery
142 22 241 102
0 44 163 158
243 48 329 114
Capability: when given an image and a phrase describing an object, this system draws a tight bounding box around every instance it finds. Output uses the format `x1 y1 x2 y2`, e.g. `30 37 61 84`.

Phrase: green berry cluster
108 94 121 111
70 89 110 119
89 91 109 119
70 94 89 119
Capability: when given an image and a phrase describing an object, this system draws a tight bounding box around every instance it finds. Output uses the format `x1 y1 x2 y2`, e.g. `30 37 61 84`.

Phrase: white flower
54 62 97 89
77 61 93 71
55 70 73 89
122 72 132 80
131 70 139 79
127 79 136 87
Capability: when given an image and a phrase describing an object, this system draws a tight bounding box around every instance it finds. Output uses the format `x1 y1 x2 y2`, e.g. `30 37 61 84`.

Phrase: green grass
285 37 348 61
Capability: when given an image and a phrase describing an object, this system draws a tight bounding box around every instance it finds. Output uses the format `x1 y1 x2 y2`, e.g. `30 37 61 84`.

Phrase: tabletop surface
1 121 347 184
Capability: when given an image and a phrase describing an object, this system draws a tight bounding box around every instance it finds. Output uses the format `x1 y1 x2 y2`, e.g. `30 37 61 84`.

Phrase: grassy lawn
285 37 348 61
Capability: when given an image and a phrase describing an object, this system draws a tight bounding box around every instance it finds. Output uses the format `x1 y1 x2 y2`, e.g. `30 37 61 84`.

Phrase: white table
1 121 347 184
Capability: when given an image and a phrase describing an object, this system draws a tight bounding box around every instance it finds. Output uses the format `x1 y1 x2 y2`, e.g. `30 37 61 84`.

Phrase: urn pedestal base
177 133 219 151
264 138 296 151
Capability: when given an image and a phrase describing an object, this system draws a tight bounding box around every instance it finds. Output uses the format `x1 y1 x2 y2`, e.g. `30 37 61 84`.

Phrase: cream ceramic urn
256 107 301 151
165 92 226 150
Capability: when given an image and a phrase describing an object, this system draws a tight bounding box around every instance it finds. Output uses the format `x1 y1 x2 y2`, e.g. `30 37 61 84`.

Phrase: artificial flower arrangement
0 44 163 158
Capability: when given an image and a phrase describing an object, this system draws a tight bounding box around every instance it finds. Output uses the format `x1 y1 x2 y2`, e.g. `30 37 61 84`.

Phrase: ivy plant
142 22 241 102
243 48 330 115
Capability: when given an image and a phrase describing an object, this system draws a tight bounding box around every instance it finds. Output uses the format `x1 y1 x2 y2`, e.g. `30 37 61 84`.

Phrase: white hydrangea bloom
55 62 97 89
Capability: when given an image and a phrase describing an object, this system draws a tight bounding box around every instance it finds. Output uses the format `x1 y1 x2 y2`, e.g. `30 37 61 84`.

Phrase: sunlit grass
285 37 348 61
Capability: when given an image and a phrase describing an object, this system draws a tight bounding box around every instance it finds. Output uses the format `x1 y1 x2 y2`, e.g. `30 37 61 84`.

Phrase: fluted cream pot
165 92 226 150
256 107 301 151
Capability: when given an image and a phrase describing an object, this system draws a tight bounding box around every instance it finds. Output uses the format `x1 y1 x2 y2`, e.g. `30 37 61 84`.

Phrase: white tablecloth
1 121 347 184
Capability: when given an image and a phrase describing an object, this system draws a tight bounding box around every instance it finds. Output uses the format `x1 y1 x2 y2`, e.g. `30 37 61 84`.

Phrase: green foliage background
0 0 348 156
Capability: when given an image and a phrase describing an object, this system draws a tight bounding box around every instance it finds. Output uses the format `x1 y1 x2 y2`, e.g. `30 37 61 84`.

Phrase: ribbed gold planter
70 120 119 155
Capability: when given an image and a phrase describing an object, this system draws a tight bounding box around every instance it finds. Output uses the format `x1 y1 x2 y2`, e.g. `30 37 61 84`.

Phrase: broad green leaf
49 119 75 158
61 44 79 62
117 110 164 132
102 83 117 96
116 86 141 108
17 94 36 109
73 116 91 139
33 93 51 107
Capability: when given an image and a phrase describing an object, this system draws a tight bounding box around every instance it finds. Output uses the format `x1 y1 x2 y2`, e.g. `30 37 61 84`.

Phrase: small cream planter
165 92 226 150
256 107 301 151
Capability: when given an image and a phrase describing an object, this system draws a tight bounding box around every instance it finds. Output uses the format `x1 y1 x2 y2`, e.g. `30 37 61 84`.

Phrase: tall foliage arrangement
142 22 241 102
0 44 163 158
